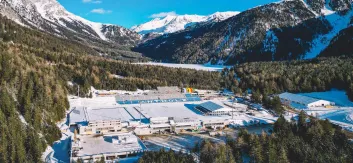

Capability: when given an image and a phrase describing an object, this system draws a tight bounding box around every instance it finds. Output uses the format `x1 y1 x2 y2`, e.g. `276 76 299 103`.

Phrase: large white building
71 132 146 162
69 107 135 135
279 92 334 109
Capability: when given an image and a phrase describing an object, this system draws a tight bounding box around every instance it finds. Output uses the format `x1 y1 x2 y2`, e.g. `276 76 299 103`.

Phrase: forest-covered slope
218 57 353 102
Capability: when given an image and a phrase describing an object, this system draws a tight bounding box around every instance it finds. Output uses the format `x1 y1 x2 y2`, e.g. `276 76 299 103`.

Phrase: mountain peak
134 0 353 65
0 0 142 60
132 11 240 35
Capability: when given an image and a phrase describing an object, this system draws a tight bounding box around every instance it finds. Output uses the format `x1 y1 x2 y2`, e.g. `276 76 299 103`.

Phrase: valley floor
133 62 231 72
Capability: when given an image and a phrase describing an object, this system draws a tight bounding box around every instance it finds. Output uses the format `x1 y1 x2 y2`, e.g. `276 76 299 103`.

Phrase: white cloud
149 11 177 18
83 0 102 4
90 8 112 14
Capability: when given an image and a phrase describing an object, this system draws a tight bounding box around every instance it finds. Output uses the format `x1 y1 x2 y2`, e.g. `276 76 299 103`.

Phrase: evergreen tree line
53 54 221 95
0 43 67 162
138 149 194 163
221 57 353 102
139 113 353 163
237 112 353 163
0 15 221 95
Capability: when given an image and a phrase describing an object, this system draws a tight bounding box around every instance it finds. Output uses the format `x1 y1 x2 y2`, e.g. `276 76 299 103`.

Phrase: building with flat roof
172 118 202 132
279 92 334 109
195 101 236 116
116 86 201 104
69 107 137 135
70 132 146 162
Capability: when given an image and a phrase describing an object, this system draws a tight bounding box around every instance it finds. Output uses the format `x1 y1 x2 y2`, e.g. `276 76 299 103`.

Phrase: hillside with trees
219 57 353 102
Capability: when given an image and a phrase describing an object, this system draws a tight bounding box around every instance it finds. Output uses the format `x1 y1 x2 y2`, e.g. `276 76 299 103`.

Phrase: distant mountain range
131 11 240 35
134 0 353 65
1 0 353 65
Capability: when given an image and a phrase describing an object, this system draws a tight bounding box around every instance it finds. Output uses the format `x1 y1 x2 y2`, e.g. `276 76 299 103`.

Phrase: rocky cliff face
134 0 352 65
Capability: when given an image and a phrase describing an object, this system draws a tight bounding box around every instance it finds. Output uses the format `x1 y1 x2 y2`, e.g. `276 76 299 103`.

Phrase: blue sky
57 0 279 28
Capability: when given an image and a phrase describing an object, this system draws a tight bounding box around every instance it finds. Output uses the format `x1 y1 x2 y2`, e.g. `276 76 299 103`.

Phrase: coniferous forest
220 57 353 102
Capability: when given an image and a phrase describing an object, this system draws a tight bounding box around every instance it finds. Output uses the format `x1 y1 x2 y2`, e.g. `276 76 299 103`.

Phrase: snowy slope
0 0 141 46
132 11 240 34
301 0 353 59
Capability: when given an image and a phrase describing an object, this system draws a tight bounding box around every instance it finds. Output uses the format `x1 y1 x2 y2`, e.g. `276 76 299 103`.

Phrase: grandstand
116 86 201 104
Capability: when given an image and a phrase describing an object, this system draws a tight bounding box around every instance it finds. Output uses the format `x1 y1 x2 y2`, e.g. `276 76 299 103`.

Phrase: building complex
68 87 278 162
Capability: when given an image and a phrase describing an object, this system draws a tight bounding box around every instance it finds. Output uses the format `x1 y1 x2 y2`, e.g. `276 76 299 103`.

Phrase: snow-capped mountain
0 0 141 47
134 0 352 65
131 11 240 35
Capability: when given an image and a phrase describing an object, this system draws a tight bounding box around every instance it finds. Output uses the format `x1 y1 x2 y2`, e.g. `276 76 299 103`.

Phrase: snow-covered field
298 89 353 131
134 62 231 71
299 89 353 107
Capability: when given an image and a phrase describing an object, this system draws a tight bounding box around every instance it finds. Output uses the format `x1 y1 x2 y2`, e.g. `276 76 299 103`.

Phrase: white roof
75 133 145 157
87 108 133 122
69 107 135 124
279 92 330 105
127 101 204 119
69 106 88 124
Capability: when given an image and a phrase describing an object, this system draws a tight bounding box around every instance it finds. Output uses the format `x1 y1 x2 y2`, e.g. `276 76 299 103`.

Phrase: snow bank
134 62 231 71
319 109 353 125
41 146 54 162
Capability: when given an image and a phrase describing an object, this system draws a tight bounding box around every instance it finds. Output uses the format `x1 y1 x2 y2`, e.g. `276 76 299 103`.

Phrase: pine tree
0 111 8 163
268 139 277 163
277 147 289 163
